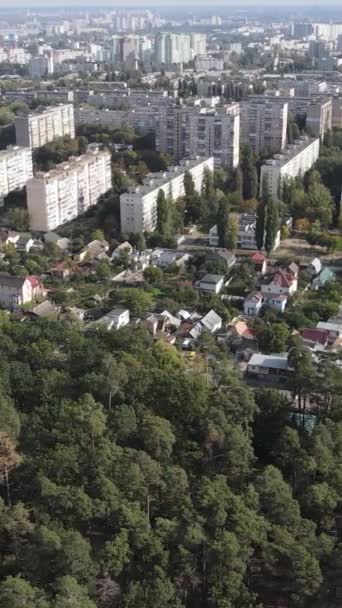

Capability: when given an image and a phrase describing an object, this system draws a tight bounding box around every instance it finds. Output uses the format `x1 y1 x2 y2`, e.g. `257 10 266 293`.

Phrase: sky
0 0 340 6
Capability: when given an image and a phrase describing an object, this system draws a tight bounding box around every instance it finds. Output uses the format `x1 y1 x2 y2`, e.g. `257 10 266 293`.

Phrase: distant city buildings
26 145 112 232
15 105 75 149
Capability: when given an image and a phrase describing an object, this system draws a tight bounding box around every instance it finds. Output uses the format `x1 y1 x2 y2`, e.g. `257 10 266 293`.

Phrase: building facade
240 98 288 154
15 104 75 149
26 146 112 232
0 146 33 200
260 136 320 199
120 157 214 234
157 104 240 169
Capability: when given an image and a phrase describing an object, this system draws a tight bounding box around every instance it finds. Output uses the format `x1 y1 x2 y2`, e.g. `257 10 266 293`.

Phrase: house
209 225 219 247
16 234 35 253
49 261 72 280
64 306 87 321
205 250 236 270
153 251 191 269
250 252 268 275
111 241 134 261
27 299 59 319
0 230 20 247
311 267 335 290
238 213 281 251
201 309 222 333
0 274 44 309
197 274 224 294
263 293 288 313
146 310 181 336
44 232 71 251
244 292 263 316
316 321 342 344
247 353 293 379
261 268 298 297
95 307 130 330
74 239 109 262
189 309 223 340
308 257 322 276
299 328 329 351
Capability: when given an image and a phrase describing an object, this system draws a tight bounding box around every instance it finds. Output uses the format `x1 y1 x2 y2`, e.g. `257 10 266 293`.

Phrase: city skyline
0 0 340 7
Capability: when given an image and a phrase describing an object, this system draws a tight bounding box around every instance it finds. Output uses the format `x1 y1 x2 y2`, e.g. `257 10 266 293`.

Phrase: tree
255 201 265 251
91 229 105 241
264 199 279 256
7 208 30 231
258 322 289 354
156 190 171 236
52 576 96 608
0 577 49 608
241 146 258 200
201 167 215 200
143 266 163 285
141 412 176 464
184 171 195 198
216 198 230 248
226 216 239 250
117 288 153 317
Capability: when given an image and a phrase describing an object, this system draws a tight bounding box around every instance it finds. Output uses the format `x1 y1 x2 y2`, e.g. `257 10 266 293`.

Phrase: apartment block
156 104 240 169
0 146 33 200
26 146 112 232
120 157 214 234
15 104 75 149
306 99 332 140
75 107 156 135
260 136 320 199
240 98 288 154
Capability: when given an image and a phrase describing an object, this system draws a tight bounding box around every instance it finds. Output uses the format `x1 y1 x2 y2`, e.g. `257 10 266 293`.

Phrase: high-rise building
0 146 33 200
156 104 240 169
155 33 192 65
240 98 288 154
15 104 75 150
260 136 320 199
120 157 214 234
306 99 332 140
26 146 112 232
190 34 207 58
187 106 240 169
29 54 54 79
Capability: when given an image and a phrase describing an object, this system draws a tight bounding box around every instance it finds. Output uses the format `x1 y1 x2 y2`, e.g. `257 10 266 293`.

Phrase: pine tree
217 199 230 248
265 199 279 256
156 190 170 236
184 171 195 198
241 145 258 200
256 201 266 251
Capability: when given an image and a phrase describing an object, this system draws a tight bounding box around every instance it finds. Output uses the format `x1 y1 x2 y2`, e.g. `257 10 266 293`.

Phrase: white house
263 293 288 313
96 308 130 330
197 274 224 294
244 292 263 316
209 225 219 247
0 274 44 309
261 268 298 297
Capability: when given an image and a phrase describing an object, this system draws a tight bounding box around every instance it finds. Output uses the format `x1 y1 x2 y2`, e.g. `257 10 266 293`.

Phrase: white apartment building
26 146 112 232
306 99 332 141
187 106 240 169
0 146 33 200
120 157 214 234
155 33 205 65
15 104 75 150
75 107 156 135
240 99 288 155
157 104 240 169
195 55 224 71
260 136 320 199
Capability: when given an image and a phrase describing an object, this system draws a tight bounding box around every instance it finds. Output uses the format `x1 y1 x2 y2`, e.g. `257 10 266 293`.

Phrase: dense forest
0 316 342 607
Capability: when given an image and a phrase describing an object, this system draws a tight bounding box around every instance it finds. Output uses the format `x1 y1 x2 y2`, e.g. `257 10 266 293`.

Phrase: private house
247 353 293 379
95 308 130 330
16 234 36 253
261 267 298 297
44 232 71 251
299 328 329 351
205 250 236 270
111 241 134 260
263 293 288 313
197 274 224 294
209 225 219 247
250 252 268 275
311 267 335 290
0 230 20 247
189 309 223 340
49 261 72 280
0 274 44 309
244 292 263 316
316 321 342 344
74 239 109 262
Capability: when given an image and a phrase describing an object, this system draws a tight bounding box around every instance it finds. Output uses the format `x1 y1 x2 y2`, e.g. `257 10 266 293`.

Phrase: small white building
244 292 263 316
96 308 130 330
197 274 224 294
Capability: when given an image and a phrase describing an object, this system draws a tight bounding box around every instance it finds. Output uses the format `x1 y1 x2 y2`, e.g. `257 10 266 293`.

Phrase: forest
1 316 342 608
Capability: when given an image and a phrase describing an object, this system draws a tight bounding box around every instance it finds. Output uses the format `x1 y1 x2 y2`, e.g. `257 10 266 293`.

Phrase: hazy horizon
0 0 341 7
